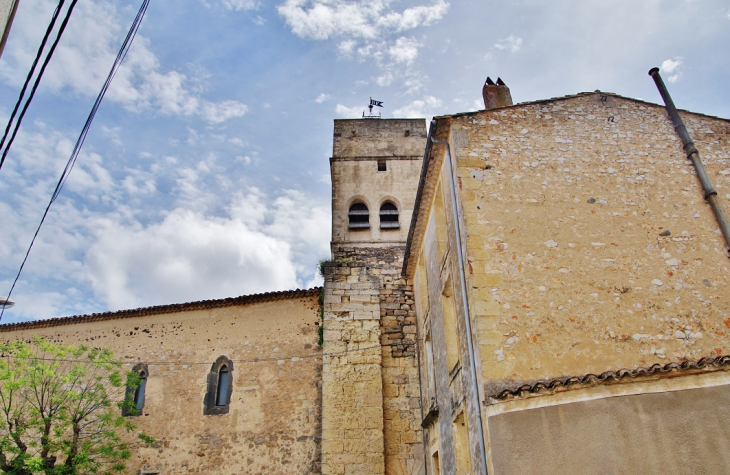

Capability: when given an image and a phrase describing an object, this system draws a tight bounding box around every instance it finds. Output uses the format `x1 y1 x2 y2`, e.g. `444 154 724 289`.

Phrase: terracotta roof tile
0 287 322 332
488 355 730 402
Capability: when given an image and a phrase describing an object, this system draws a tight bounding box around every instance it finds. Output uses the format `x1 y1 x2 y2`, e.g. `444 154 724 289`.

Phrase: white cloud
393 96 442 118
494 34 522 53
403 77 424 94
121 170 157 196
278 0 448 92
65 152 116 201
0 0 247 124
222 0 260 11
201 101 249 124
277 0 449 41
660 56 683 83
86 209 297 309
335 103 365 118
389 36 420 64
315 93 331 103
0 123 329 316
86 188 330 309
376 71 394 86
338 39 356 55
660 58 681 74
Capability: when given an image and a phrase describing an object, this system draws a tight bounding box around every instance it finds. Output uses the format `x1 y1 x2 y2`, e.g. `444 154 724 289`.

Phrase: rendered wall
0 0 18 58
0 295 323 474
489 380 730 474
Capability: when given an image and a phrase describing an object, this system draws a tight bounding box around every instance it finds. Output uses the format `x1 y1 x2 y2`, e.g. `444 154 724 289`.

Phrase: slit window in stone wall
378 160 386 171
348 202 370 229
380 202 399 229
123 363 148 416
216 365 230 406
204 356 233 415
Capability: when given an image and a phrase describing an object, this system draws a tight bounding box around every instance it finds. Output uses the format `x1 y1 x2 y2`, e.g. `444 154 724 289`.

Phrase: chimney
482 77 513 110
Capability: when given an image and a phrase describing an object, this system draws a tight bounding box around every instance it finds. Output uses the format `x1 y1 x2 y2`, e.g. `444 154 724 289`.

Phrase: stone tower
321 118 428 474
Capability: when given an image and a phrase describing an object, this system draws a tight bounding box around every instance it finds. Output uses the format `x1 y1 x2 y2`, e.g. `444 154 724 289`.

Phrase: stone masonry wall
322 256 386 475
447 93 730 394
322 246 423 475
331 119 426 245
0 295 323 474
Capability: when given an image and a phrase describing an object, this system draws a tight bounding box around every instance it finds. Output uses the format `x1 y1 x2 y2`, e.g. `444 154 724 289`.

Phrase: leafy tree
0 337 150 474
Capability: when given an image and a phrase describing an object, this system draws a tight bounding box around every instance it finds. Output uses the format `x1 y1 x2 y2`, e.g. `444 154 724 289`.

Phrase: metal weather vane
363 97 384 118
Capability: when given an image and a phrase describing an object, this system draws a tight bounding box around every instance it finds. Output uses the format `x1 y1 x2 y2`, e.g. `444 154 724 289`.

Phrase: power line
0 340 413 367
0 0 77 173
1 0 152 322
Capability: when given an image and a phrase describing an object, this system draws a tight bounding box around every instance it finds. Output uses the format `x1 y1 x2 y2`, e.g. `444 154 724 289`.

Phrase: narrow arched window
123 363 148 416
216 365 230 406
135 369 147 411
380 202 399 229
204 356 233 415
349 202 370 229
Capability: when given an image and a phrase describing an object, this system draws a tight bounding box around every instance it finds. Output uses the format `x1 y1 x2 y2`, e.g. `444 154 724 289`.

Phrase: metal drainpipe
431 131 489 475
648 68 730 256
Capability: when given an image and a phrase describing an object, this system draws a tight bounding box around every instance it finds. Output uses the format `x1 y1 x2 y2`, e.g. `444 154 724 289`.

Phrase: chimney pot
482 76 513 110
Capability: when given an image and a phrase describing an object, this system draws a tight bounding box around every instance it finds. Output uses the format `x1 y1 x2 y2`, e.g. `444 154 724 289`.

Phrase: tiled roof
434 90 730 123
0 287 322 332
489 355 730 401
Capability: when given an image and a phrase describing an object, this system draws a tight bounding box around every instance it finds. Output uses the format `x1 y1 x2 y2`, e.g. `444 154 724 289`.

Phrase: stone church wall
0 290 323 474
321 246 423 475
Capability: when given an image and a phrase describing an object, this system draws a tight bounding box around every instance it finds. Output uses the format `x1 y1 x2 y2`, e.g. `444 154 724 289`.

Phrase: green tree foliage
0 338 150 474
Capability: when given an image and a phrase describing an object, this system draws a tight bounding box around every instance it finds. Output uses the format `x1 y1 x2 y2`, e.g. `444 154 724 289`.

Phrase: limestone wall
331 119 426 245
326 118 428 475
321 247 423 475
446 93 730 391
333 119 427 159
411 170 485 475
406 93 730 474
0 293 323 474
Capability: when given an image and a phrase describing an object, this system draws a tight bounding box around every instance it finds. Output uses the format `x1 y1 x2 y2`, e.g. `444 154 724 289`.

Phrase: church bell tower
330 118 427 250
321 117 428 475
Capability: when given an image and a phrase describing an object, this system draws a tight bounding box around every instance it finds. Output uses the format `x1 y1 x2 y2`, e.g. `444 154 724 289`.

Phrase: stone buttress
321 119 427 475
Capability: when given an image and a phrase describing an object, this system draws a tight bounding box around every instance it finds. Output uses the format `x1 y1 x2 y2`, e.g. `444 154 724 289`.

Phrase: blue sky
0 0 729 322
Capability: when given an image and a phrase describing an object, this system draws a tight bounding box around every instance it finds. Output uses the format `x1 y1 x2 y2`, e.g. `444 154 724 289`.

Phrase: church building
1 71 729 474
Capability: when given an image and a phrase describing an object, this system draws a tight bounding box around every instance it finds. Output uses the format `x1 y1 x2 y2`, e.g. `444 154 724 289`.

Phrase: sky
0 0 729 323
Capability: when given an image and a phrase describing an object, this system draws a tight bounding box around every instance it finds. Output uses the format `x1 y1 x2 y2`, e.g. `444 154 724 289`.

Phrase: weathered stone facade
0 290 323 474
1 84 729 475
321 118 427 475
405 90 730 474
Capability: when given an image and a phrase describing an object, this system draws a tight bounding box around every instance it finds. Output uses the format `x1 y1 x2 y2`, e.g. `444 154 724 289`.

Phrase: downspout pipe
431 129 489 475
648 67 730 256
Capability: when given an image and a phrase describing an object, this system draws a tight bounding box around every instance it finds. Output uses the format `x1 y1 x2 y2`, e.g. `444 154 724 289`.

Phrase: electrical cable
0 0 151 321
0 340 412 366
0 0 75 173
